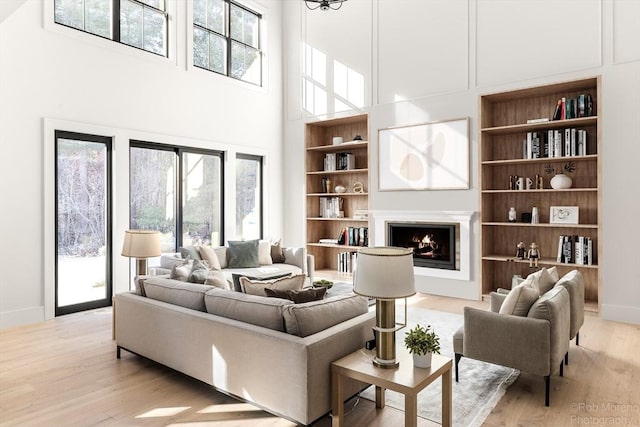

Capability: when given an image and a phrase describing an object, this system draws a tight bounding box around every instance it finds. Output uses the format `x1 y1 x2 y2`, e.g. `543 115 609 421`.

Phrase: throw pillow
204 271 230 290
547 266 559 282
231 272 293 292
188 259 210 284
258 240 273 265
227 240 260 268
169 259 192 281
265 286 327 303
240 274 306 297
199 245 221 270
499 280 539 316
179 245 202 261
270 239 286 263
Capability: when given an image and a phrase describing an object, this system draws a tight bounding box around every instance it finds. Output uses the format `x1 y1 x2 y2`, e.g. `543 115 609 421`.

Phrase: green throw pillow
188 259 209 284
227 240 260 268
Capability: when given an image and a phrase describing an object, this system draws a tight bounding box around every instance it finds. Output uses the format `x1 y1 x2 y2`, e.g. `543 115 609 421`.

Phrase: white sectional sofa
114 278 375 425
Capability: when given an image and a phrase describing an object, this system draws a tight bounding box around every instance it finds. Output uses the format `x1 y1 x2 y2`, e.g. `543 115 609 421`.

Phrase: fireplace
387 222 456 270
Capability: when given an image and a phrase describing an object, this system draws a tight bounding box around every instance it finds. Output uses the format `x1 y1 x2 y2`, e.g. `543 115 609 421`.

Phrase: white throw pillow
204 271 230 290
199 245 222 270
499 279 539 316
240 274 305 297
527 267 557 295
547 266 559 282
169 259 192 282
258 240 273 265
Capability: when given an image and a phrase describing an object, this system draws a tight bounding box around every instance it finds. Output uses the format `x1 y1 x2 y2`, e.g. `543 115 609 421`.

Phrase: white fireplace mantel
369 210 475 281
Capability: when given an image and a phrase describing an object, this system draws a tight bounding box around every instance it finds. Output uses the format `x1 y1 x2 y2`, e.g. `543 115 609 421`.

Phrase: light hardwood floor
1 294 638 427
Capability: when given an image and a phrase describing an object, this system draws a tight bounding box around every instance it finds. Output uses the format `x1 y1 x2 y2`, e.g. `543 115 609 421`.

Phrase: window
236 154 263 239
54 0 167 56
193 0 262 85
130 142 224 252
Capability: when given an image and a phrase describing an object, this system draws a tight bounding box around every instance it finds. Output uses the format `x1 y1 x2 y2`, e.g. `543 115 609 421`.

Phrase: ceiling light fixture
304 0 347 11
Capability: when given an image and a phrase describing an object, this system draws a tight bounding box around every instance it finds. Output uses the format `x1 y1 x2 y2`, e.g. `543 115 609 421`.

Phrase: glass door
55 131 112 316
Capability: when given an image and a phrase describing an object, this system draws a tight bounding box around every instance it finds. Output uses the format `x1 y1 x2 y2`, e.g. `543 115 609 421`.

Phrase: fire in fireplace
387 222 456 270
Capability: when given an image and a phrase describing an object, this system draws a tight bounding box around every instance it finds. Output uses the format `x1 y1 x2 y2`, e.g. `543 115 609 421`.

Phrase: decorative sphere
550 173 572 189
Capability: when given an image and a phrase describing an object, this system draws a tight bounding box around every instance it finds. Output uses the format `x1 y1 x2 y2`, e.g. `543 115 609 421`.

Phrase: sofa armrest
283 247 307 274
463 306 551 376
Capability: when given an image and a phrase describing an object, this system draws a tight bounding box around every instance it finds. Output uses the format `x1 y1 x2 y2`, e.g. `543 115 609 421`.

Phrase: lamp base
135 258 148 276
373 299 399 369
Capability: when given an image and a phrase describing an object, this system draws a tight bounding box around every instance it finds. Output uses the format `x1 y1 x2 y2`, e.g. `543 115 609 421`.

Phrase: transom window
54 0 167 56
193 0 262 86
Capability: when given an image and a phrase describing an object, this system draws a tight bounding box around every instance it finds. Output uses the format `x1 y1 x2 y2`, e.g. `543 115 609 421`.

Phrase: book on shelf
336 227 368 247
337 251 358 273
318 238 338 244
319 196 342 218
324 153 336 171
527 118 550 124
551 93 594 121
556 235 593 265
336 152 355 170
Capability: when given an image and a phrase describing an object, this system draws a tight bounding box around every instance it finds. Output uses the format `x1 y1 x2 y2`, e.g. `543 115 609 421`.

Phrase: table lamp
121 230 162 276
353 246 416 368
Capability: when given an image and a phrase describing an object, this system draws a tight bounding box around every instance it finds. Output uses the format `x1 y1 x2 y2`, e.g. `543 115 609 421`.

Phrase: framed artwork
378 118 469 191
550 206 579 224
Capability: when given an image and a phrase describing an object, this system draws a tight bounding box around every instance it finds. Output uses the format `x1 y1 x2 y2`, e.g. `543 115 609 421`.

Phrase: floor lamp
121 230 162 277
353 246 416 369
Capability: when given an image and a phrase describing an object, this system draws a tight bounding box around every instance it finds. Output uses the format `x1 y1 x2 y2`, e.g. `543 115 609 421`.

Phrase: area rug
359 307 519 427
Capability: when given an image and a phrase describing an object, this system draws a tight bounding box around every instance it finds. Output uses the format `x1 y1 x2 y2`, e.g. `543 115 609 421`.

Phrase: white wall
0 0 284 328
283 0 640 324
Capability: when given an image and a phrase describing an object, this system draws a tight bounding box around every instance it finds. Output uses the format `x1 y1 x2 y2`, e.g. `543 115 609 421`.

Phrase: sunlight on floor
198 403 261 414
135 406 191 418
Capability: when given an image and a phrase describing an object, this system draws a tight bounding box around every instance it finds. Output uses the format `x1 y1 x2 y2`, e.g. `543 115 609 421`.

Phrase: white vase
412 352 432 368
550 173 572 189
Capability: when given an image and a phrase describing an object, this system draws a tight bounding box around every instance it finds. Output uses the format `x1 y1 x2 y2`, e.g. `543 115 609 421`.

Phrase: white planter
412 352 433 368
550 173 572 189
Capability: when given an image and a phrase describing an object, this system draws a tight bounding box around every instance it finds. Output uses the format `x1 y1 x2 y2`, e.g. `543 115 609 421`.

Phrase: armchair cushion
554 269 585 340
499 281 539 316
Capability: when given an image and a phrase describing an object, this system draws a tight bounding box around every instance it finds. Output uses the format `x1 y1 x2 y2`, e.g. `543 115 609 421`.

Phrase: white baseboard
601 303 640 325
0 306 45 330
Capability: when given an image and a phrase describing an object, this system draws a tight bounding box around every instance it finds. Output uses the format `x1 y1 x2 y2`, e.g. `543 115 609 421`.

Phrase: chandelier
304 0 347 11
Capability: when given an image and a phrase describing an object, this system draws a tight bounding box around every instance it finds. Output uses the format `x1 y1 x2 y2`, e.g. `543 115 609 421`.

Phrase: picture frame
378 117 469 191
550 206 579 224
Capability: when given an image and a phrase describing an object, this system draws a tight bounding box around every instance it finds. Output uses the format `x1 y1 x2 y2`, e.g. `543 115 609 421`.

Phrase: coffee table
331 348 452 427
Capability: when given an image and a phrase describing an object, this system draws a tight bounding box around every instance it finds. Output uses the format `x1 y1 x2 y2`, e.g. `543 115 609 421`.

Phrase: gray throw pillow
188 259 209 284
179 245 202 261
227 240 260 268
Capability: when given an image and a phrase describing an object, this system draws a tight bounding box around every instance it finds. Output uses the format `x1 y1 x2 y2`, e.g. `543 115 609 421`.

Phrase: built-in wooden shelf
482 254 598 269
482 222 598 229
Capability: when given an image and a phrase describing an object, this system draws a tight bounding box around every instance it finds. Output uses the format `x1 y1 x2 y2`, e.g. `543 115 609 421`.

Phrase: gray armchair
554 269 585 363
453 286 571 406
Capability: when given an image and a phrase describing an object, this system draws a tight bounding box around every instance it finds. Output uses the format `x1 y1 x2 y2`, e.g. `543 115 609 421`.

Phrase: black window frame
193 0 263 86
54 130 113 316
54 0 169 57
235 153 264 239
129 140 225 251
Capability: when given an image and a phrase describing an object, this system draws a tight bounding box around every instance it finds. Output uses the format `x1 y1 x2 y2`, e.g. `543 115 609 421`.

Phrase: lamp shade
121 230 162 258
353 246 416 299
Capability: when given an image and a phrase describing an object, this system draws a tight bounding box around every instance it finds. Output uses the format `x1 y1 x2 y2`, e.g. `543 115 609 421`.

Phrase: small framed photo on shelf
550 206 579 224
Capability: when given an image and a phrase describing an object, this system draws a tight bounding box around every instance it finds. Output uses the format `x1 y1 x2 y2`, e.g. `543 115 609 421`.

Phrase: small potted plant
312 279 333 289
545 161 576 189
404 324 441 368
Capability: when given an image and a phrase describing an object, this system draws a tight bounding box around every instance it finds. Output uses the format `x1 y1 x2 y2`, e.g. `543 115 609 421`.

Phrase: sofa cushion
161 254 187 270
258 240 273 265
265 286 327 303
240 274 305 297
179 245 202 261
270 240 285 263
188 259 210 284
204 288 292 331
283 294 369 337
199 245 221 270
143 276 212 312
528 286 566 321
169 259 192 281
499 280 539 316
228 240 260 268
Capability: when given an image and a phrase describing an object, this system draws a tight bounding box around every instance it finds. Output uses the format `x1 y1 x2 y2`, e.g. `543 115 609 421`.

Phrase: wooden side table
331 349 452 427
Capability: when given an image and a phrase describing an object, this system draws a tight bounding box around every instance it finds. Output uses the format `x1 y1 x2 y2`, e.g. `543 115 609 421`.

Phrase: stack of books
523 129 588 159
337 251 357 273
556 235 594 265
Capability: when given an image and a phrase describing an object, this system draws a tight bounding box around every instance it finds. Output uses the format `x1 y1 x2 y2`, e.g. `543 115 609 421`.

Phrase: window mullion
226 0 231 76
113 0 121 42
